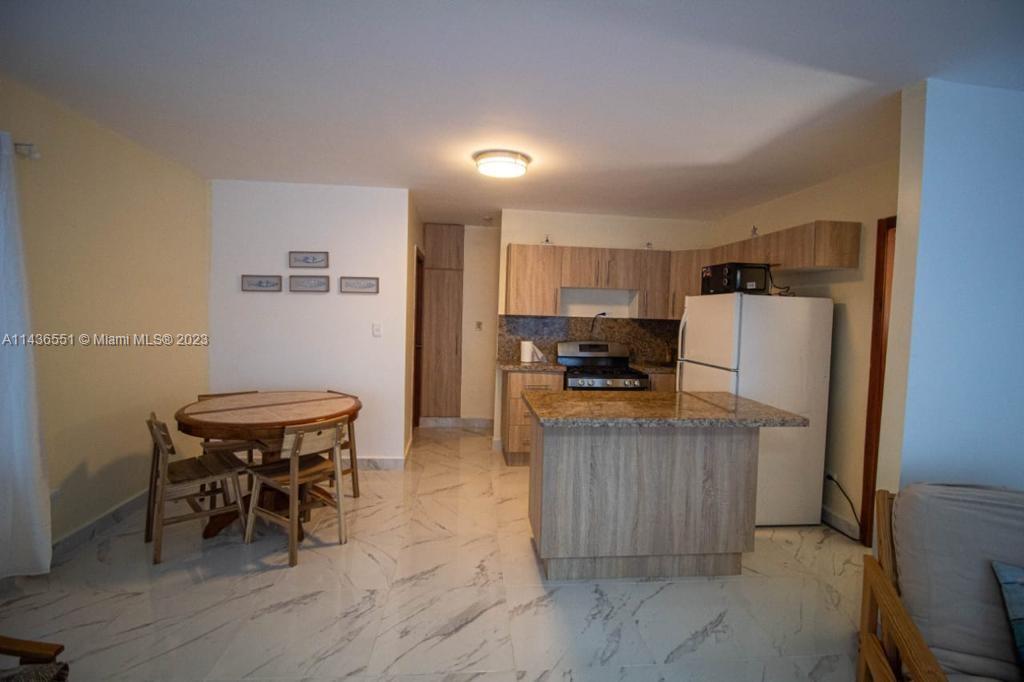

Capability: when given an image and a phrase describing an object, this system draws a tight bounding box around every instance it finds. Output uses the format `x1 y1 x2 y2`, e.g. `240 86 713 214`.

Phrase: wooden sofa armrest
857 555 946 681
0 635 64 664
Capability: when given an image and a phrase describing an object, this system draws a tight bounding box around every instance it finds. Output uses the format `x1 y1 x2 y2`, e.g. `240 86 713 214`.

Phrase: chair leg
152 477 166 564
333 445 348 545
144 442 158 543
246 449 254 492
348 421 360 498
245 479 262 544
230 473 246 536
288 479 300 566
301 484 311 523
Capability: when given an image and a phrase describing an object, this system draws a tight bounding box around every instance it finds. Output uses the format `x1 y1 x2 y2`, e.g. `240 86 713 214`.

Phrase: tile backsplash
497 315 678 365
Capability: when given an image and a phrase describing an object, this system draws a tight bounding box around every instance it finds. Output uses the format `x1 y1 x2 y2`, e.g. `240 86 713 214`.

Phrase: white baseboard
361 457 405 470
821 503 860 540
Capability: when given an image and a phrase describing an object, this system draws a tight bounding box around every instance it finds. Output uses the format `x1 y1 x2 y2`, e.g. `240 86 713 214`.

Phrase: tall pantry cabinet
420 223 464 418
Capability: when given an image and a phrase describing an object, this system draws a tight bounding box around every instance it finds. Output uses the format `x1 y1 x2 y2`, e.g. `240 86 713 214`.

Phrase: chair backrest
197 390 258 401
279 417 348 462
146 413 177 475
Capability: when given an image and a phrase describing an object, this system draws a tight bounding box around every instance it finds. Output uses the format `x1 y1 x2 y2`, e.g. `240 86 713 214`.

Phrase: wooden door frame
860 216 897 546
412 248 425 428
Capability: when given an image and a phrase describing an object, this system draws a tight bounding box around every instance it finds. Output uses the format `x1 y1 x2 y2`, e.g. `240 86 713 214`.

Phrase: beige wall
498 209 714 314
461 225 500 420
877 83 925 496
405 201 424 451
0 73 210 540
711 158 900 532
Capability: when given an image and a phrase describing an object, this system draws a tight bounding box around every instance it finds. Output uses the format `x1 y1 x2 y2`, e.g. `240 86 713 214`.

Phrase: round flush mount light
473 149 531 178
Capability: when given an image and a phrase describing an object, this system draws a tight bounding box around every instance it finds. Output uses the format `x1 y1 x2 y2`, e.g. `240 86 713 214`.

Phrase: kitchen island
522 390 808 579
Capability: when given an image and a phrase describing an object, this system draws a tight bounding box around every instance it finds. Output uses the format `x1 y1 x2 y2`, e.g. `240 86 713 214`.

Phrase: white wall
461 225 500 420
712 159 900 532
498 209 714 314
210 180 410 461
884 79 1024 489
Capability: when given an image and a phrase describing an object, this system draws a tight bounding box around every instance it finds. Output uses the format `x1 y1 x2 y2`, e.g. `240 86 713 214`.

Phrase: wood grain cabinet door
420 268 463 416
638 250 672 319
669 250 698 318
423 223 464 269
606 249 641 289
560 247 607 288
506 244 563 315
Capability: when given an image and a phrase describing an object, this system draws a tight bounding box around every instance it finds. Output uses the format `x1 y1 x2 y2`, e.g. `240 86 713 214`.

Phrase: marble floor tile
0 427 863 682
367 583 514 675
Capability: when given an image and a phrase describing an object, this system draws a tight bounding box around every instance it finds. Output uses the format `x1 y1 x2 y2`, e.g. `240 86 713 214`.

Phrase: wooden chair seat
166 450 247 485
250 455 336 487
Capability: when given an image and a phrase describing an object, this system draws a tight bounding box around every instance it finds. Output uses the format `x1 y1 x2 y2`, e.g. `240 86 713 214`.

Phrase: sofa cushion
992 561 1024 671
893 484 1024 681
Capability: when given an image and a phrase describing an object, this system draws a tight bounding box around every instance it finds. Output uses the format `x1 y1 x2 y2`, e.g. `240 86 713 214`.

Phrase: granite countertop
632 363 676 375
498 362 566 372
522 390 809 428
498 362 676 374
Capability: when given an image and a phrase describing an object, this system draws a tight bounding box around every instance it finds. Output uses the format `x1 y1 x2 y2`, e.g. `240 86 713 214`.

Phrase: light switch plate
371 321 382 337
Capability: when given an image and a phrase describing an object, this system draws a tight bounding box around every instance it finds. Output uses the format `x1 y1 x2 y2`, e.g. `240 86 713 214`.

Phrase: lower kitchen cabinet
649 372 677 392
501 370 562 465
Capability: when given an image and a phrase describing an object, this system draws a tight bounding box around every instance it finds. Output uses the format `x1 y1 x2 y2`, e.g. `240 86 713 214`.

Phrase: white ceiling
2 1 1023 224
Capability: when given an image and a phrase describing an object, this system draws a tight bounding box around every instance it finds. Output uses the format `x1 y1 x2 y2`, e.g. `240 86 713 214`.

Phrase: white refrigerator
676 293 834 526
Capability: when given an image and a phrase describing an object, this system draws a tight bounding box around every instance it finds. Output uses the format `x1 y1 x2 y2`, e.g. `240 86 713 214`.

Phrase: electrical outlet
474 321 483 332
371 321 382 338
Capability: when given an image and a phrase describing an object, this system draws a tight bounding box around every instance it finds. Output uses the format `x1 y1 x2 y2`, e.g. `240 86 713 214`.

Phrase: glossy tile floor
0 428 865 681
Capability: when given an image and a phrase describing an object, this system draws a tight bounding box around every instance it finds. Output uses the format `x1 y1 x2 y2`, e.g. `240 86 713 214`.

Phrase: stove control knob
625 379 634 387
586 379 595 386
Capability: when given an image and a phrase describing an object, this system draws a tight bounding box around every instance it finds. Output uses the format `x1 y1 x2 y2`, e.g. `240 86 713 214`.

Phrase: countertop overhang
522 390 809 428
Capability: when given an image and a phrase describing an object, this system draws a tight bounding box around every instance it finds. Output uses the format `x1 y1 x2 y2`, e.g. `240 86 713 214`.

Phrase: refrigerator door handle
676 310 688 360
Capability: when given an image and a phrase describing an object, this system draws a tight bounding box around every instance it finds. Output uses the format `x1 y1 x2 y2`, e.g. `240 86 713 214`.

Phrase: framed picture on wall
241 275 282 292
289 275 330 293
339 276 380 294
289 251 329 268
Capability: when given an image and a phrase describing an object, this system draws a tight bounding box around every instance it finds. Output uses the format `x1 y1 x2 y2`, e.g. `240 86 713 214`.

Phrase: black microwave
701 262 771 295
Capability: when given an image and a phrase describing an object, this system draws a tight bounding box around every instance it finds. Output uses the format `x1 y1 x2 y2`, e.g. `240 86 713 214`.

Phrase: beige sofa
858 484 1024 681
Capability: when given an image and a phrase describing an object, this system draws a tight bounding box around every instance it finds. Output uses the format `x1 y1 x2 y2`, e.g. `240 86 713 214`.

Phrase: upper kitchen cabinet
605 249 642 289
506 244 563 316
560 247 607 288
638 250 672 319
721 221 861 271
669 250 702 318
423 223 464 269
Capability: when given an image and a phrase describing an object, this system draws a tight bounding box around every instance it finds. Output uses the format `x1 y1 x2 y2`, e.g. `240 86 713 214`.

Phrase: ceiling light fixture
473 149 531 178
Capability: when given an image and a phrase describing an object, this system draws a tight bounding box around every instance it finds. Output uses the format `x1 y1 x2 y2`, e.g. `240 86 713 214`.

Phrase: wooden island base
540 551 742 580
528 422 759 580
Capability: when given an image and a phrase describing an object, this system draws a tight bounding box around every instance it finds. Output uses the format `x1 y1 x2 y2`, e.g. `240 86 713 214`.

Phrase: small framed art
289 275 330 293
289 251 329 268
339 276 380 294
241 275 282 292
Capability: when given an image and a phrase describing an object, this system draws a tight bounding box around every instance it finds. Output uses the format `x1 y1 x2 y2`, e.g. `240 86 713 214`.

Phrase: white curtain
0 132 52 578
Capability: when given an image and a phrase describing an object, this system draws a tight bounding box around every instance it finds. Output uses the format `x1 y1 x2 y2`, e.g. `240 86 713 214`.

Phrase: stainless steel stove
556 341 650 390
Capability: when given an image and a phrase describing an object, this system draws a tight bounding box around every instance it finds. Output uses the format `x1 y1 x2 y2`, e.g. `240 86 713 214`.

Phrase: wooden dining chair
197 390 267 495
327 390 360 498
145 413 248 564
244 417 349 566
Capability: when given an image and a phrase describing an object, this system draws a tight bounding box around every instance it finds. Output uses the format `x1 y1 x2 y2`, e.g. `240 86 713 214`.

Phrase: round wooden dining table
174 390 362 538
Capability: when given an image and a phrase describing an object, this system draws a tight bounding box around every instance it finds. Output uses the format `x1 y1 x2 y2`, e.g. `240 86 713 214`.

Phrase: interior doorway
860 216 897 546
412 248 425 428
